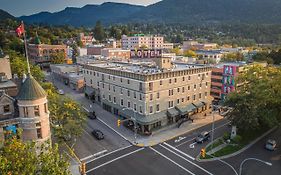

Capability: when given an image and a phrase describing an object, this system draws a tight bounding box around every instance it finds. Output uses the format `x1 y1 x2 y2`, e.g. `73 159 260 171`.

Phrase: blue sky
0 0 160 17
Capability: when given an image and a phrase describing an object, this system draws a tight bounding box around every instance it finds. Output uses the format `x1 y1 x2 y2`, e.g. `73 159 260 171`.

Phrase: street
46 73 280 175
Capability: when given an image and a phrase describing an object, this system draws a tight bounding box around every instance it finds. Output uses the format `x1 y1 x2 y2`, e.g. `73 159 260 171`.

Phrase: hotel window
149 82 153 91
3 105 10 113
127 90 130 97
200 83 202 88
182 98 184 102
134 92 137 99
157 92 160 99
102 74 104 80
194 84 196 89
34 106 40 116
150 94 153 101
113 86 116 92
127 79 130 84
127 101 131 108
23 107 28 117
108 75 111 80
97 73 99 77
149 106 153 113
205 92 208 96
113 97 116 103
177 99 180 104
182 87 185 93
199 93 202 99
90 71 92 75
113 76 115 81
206 82 208 87
168 101 174 108
177 88 180 93
139 82 143 91
134 104 137 111
139 106 143 114
156 104 160 112
188 86 190 90
109 85 111 91
120 78 123 83
121 99 124 106
188 76 191 80
174 78 177 83
182 77 185 81
109 95 112 101
102 83 105 88
139 94 142 100
37 128 42 139
44 103 48 113
160 80 163 85
94 72 96 76
120 88 123 94
187 96 190 101
90 79 92 84
169 79 172 84
193 95 196 100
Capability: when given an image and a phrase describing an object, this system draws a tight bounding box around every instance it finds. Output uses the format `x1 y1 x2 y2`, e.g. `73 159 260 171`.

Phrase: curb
197 126 278 162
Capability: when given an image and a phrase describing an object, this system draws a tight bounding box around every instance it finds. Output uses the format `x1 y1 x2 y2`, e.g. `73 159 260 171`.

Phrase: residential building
196 50 223 63
121 34 164 50
78 33 94 46
83 58 212 134
163 43 174 50
87 45 105 55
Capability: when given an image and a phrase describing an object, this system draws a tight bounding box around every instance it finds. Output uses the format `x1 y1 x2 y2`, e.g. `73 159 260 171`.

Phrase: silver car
265 139 277 151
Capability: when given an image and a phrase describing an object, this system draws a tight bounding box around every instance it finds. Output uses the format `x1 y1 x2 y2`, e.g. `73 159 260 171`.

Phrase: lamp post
239 158 272 175
122 107 137 144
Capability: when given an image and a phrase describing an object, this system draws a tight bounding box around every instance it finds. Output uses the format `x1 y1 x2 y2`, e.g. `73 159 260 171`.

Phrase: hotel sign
130 49 162 59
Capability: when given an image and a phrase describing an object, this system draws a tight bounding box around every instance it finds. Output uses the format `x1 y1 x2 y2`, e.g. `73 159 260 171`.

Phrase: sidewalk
48 74 223 147
85 100 223 147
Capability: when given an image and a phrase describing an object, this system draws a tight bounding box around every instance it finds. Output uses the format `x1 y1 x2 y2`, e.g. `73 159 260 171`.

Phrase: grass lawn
205 138 224 152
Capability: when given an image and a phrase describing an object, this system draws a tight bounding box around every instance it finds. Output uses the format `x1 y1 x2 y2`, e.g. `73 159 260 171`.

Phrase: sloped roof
16 75 46 100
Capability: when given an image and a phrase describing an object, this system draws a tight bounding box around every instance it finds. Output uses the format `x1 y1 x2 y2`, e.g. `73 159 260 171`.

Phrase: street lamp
122 107 138 144
239 158 272 175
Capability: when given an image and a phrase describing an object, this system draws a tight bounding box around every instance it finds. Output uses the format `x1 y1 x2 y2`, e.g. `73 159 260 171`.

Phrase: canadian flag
16 23 24 37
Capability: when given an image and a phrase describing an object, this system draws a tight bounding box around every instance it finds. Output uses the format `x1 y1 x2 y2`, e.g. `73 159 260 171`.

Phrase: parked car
88 111 97 119
265 139 277 151
91 129 104 140
195 131 210 143
57 89 65 95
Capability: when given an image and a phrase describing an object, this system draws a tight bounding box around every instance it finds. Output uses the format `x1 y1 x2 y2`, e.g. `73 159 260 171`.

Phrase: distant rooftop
214 62 247 68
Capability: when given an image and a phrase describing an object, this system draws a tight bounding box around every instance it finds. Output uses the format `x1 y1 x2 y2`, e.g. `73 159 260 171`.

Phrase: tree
44 85 87 142
0 136 70 175
183 50 197 57
50 52 65 64
93 21 105 42
171 47 181 55
222 52 244 62
224 65 281 134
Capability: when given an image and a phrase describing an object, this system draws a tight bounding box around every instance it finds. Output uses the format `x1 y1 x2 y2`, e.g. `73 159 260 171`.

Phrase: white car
57 89 65 95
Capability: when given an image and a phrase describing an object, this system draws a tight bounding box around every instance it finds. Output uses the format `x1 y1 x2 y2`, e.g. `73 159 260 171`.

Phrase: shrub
232 135 242 143
223 132 230 140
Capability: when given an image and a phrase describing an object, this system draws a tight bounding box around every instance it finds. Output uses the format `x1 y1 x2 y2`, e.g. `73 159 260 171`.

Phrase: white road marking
82 128 92 137
82 106 129 142
163 142 195 160
86 147 144 173
150 147 196 175
85 145 132 164
175 121 231 147
81 150 108 162
160 144 213 175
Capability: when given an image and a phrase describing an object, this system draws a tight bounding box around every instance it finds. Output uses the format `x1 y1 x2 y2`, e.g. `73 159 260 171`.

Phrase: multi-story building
27 35 68 65
183 41 217 51
121 34 164 50
83 58 212 134
78 33 94 46
101 48 130 60
196 50 223 63
0 74 51 147
210 66 224 101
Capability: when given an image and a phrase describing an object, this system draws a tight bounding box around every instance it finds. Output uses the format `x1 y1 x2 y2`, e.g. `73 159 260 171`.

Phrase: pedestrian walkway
49 75 223 147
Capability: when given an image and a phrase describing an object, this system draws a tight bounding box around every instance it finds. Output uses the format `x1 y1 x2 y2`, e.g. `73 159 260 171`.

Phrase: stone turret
16 74 51 145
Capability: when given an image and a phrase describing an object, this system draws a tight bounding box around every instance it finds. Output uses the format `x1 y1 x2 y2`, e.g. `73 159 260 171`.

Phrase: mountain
135 0 281 24
19 0 281 26
0 9 16 21
20 2 144 26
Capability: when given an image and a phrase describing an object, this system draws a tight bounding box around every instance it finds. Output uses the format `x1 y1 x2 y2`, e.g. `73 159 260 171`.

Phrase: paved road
45 73 130 160
85 124 280 175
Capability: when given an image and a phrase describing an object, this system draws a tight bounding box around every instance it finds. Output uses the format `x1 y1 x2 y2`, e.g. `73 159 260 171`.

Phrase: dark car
91 129 104 140
195 131 210 143
88 111 97 119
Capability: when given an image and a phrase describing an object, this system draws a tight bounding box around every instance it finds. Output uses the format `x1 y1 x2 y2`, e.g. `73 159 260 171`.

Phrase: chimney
154 57 172 70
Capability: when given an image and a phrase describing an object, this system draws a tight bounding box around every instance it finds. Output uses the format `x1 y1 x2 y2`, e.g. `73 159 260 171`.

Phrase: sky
0 0 161 17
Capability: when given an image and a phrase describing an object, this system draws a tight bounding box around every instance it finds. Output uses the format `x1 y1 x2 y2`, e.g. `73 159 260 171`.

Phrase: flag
16 23 24 37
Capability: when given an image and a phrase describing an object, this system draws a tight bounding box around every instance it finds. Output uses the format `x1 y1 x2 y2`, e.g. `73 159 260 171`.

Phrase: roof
16 75 46 100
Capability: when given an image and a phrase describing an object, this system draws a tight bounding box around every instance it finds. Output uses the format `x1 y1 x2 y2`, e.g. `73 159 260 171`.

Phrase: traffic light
80 162 86 174
201 148 206 158
117 119 121 127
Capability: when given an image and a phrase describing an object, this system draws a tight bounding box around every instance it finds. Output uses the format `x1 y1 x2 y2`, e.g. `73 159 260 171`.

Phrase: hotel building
83 58 212 134
121 34 164 50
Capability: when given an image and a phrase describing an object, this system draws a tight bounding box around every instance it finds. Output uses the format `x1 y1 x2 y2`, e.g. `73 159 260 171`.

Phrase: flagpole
22 21 31 75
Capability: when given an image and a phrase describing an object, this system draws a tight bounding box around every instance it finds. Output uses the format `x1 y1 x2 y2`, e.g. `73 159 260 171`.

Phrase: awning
167 108 180 117
193 101 205 108
176 103 196 115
